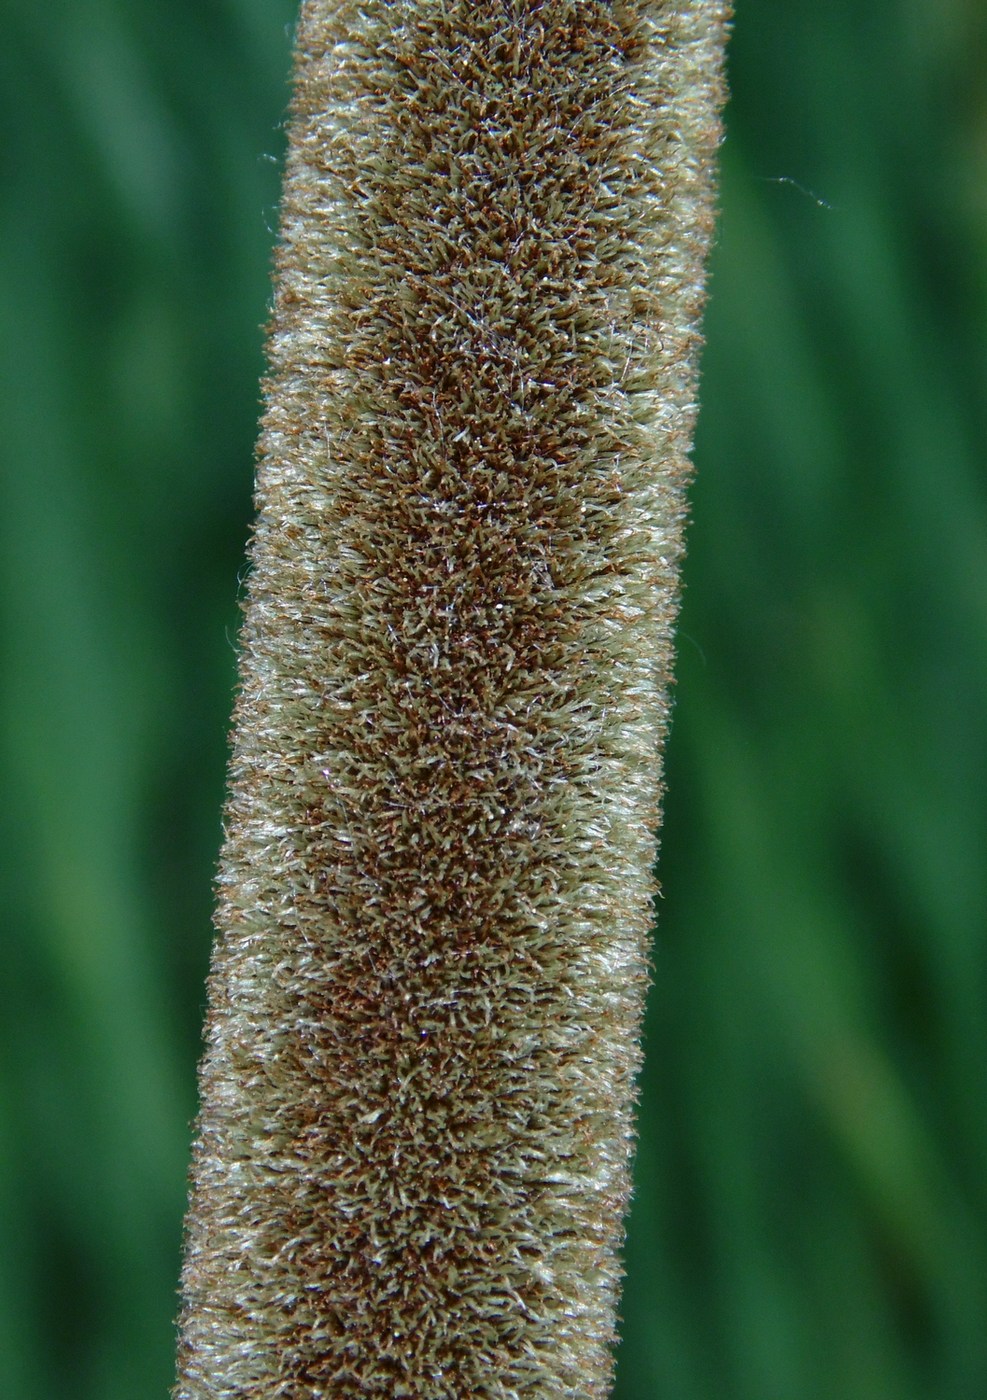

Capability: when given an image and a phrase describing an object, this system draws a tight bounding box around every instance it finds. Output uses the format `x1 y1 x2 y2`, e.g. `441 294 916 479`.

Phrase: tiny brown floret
175 3 729 1397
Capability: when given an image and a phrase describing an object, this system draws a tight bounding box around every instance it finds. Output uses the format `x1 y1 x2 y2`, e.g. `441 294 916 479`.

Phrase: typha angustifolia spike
176 4 729 1395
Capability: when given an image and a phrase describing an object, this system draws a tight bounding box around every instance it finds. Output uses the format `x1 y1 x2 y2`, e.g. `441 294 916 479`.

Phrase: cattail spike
176 2 729 1395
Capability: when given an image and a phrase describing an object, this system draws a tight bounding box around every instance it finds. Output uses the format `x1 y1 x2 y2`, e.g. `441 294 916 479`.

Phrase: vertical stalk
176 2 728 1396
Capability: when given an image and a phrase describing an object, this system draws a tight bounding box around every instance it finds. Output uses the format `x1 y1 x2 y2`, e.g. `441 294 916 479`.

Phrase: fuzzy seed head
176 3 728 1396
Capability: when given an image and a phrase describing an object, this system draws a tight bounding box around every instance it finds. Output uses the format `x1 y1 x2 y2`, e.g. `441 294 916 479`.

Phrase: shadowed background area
0 0 984 1396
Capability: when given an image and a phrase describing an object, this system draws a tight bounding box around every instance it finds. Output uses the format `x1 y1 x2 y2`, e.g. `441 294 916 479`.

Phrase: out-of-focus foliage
0 0 984 1397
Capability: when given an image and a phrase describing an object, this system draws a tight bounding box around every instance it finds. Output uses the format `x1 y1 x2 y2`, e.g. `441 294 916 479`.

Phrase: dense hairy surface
176 2 727 1396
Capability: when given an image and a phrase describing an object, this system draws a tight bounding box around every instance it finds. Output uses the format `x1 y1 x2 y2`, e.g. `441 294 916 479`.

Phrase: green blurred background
1 0 985 1395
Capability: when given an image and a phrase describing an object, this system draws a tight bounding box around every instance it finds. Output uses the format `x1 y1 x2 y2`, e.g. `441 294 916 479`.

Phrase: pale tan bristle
175 2 729 1395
